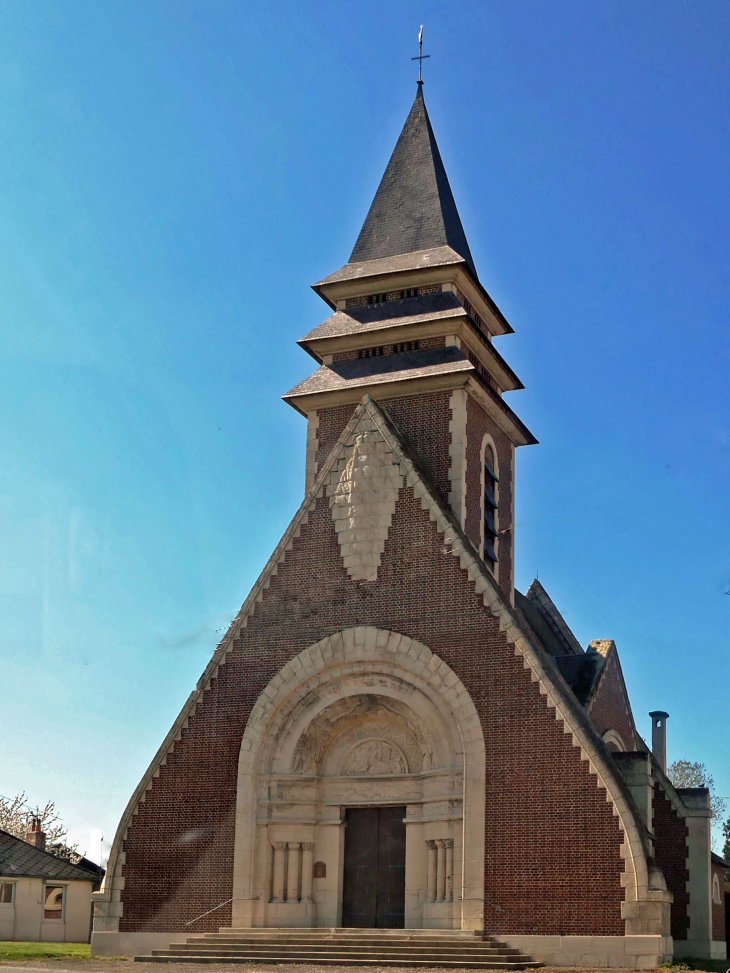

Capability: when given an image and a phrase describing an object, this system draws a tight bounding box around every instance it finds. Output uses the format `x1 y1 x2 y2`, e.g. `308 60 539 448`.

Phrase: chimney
649 711 669 773
25 816 46 851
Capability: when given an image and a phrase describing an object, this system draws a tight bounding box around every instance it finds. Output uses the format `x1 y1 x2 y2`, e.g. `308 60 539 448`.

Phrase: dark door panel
342 807 378 927
342 806 405 929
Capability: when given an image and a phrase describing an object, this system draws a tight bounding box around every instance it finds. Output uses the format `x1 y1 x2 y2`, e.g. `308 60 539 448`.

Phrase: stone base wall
91 931 181 957
674 938 727 961
501 934 673 968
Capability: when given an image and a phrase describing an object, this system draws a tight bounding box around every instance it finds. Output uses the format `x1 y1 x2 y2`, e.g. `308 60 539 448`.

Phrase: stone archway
232 627 486 930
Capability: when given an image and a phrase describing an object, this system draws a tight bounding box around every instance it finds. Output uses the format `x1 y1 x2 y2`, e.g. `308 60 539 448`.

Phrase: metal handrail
185 897 238 926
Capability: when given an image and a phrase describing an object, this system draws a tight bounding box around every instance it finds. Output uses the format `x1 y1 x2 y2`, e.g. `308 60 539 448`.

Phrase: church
91 83 726 967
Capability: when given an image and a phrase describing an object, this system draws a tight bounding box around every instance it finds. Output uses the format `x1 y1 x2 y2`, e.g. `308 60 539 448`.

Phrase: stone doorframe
232 626 486 930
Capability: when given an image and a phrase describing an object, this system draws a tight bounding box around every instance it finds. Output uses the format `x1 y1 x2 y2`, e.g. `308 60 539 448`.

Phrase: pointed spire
349 86 477 279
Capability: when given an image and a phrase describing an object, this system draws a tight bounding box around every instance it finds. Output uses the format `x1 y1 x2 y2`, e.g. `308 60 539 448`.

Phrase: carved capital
271 841 287 851
287 841 300 850
300 842 314 851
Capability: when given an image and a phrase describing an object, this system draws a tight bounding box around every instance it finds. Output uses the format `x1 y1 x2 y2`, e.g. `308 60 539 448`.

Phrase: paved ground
0 963 700 973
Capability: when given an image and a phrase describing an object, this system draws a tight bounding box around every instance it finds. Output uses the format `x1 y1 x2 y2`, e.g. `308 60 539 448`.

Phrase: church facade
91 85 726 967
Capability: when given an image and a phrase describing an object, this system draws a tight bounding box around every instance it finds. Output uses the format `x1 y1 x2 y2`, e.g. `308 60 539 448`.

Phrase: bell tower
284 84 536 602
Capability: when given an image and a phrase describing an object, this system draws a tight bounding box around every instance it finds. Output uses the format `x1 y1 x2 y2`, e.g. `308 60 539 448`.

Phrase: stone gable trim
95 393 655 932
447 389 467 528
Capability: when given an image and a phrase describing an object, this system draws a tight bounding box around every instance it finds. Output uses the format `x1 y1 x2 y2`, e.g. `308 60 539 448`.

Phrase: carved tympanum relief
290 694 434 777
327 429 403 582
341 739 408 775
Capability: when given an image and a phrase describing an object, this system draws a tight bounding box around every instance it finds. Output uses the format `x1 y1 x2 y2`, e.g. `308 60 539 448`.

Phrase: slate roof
712 852 729 868
284 346 473 400
348 87 478 279
300 291 466 343
524 579 584 656
0 829 98 881
314 246 465 288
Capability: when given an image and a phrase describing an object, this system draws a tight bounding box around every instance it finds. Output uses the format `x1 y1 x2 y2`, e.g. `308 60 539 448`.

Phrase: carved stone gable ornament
327 428 403 582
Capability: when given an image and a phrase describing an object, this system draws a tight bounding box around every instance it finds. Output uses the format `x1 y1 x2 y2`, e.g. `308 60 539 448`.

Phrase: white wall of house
0 876 93 942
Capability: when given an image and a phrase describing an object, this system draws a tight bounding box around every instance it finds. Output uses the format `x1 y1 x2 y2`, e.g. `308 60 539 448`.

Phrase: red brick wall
587 651 635 752
316 391 453 505
712 860 726 942
464 392 513 599
119 488 625 936
652 784 689 940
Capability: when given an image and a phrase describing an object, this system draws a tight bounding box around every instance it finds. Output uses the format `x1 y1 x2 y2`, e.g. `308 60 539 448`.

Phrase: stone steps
134 929 541 969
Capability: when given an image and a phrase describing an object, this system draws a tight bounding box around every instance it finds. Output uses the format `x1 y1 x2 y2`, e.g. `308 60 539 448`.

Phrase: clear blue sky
1 0 728 861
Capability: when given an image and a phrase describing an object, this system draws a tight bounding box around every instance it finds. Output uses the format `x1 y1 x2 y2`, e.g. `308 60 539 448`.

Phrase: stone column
287 842 300 903
676 789 713 958
300 843 314 901
426 840 437 903
444 839 454 903
271 842 286 902
436 839 447 903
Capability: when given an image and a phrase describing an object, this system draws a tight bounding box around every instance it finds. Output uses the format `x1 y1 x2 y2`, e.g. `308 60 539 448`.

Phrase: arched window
712 872 721 904
602 729 626 753
481 439 498 574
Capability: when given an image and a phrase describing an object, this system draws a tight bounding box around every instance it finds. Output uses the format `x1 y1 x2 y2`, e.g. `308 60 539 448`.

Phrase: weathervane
411 25 430 83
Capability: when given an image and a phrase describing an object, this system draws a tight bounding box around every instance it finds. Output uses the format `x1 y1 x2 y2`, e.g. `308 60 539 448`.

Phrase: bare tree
0 792 80 861
667 760 727 820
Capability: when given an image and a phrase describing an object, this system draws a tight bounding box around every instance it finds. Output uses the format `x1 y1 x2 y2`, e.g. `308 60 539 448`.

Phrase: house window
0 882 15 904
482 439 498 574
44 885 65 920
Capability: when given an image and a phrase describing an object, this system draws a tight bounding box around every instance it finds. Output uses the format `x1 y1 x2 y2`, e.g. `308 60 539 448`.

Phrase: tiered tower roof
284 84 535 448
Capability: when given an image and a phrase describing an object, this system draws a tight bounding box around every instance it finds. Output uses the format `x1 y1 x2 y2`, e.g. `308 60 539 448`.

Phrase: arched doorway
232 627 485 930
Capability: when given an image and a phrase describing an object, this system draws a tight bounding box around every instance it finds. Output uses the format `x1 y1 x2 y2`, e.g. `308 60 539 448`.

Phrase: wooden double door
342 806 406 928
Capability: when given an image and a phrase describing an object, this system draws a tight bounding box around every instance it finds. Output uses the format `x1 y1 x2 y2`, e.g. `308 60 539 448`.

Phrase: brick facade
587 650 635 752
119 486 625 935
464 392 513 600
652 784 689 940
316 392 453 506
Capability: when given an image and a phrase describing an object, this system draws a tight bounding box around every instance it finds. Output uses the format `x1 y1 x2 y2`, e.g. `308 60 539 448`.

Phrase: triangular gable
97 394 655 910
586 639 640 751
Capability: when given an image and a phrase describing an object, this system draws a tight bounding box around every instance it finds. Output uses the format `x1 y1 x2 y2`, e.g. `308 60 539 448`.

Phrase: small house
0 821 102 942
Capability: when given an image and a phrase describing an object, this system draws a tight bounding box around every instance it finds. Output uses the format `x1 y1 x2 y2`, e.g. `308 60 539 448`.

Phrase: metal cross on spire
411 25 430 83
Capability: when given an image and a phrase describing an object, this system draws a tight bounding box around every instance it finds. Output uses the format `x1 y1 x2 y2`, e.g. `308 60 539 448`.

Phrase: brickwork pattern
464 393 513 599
118 483 625 936
344 284 443 309
331 336 445 363
711 859 725 942
652 784 689 940
587 651 635 752
315 392 453 506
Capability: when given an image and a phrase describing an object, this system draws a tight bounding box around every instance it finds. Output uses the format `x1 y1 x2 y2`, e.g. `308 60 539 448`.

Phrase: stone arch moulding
232 626 487 931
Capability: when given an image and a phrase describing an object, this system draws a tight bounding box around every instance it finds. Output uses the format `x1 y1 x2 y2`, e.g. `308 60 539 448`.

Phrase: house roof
0 830 98 882
348 86 477 279
712 852 729 868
